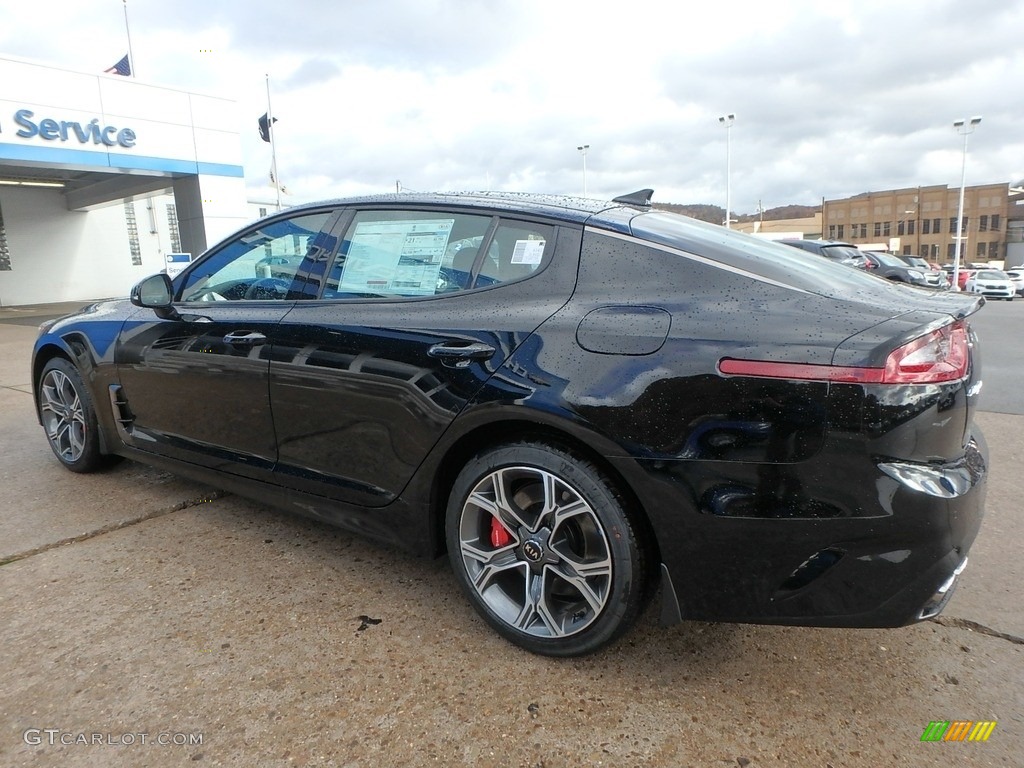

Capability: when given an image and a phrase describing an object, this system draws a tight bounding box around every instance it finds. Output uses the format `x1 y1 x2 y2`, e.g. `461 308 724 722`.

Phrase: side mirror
130 273 179 319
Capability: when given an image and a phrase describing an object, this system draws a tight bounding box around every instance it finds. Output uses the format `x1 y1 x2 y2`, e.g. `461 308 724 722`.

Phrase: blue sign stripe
197 161 246 178
0 141 244 178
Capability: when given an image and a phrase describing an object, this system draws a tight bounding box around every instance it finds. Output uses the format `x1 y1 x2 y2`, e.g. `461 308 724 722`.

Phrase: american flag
104 55 131 77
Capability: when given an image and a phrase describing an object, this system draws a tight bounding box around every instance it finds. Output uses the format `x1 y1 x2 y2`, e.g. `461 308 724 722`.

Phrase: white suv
965 269 1015 300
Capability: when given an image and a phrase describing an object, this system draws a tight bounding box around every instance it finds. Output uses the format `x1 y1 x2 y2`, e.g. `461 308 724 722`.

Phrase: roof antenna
612 189 654 207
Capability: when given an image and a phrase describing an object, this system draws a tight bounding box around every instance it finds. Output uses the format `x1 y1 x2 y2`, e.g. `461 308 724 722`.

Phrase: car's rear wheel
446 442 647 656
38 357 108 473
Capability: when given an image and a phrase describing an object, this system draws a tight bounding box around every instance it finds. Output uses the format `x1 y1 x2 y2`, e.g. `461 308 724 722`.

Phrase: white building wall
200 175 252 243
0 188 173 305
247 198 277 220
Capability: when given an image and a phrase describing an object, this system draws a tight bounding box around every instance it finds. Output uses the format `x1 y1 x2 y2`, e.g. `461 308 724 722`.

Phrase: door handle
222 331 267 347
427 341 496 368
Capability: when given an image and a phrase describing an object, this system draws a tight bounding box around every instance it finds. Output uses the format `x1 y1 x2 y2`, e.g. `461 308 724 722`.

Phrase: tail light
719 320 970 385
882 321 969 383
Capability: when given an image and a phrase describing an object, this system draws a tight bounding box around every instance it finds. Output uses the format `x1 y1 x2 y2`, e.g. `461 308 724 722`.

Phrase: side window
323 210 493 298
180 211 332 302
321 211 555 299
477 220 553 285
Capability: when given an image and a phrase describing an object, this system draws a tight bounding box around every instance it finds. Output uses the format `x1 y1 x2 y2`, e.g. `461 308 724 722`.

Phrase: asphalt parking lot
1 297 1021 767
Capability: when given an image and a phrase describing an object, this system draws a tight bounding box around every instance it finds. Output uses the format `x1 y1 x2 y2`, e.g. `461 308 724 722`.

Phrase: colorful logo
920 721 997 742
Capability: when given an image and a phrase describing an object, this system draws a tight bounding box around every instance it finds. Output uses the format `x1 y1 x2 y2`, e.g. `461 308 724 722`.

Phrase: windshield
976 270 1007 280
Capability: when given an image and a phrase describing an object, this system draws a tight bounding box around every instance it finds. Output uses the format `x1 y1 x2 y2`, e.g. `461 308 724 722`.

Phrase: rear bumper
645 430 987 628
918 557 967 620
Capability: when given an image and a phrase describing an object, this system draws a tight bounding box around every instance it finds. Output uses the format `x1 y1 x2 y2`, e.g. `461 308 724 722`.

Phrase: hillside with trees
653 202 819 224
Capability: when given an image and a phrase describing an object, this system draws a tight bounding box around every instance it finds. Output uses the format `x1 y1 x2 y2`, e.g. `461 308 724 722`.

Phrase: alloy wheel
457 466 613 638
39 368 87 463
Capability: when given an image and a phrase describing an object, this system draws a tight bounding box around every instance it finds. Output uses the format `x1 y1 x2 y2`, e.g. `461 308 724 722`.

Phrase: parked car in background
1005 269 1024 296
942 265 975 291
899 256 949 288
859 251 931 286
778 239 868 268
32 190 988 657
965 269 1015 300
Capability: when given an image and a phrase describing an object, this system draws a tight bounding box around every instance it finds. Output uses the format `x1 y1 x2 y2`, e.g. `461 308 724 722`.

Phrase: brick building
822 183 1011 264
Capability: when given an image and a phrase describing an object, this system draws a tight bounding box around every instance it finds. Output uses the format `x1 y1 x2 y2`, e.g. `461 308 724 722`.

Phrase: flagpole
123 0 136 78
265 74 281 211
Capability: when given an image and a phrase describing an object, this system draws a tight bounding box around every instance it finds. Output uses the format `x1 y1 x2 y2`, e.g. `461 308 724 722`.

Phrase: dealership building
0 55 251 306
822 183 1024 265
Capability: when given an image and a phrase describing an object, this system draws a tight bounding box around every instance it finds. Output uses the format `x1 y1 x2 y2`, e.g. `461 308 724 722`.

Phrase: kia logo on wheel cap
522 540 543 562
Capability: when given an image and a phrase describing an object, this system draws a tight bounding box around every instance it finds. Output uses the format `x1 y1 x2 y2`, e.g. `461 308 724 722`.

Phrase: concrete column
171 176 206 257
171 174 250 258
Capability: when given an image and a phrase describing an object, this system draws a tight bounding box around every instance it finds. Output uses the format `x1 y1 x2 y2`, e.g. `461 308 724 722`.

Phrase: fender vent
108 384 135 438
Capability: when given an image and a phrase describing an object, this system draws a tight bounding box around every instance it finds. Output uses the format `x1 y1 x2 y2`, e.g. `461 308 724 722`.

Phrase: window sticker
510 239 545 266
339 219 455 295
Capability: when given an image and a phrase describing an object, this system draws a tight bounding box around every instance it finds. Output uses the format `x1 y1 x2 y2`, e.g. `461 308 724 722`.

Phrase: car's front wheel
446 442 648 656
37 357 109 473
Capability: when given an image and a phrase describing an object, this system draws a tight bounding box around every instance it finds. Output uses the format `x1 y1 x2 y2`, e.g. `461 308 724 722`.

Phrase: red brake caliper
490 516 512 548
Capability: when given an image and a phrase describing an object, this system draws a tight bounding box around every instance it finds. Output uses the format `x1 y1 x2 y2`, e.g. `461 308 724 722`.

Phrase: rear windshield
819 245 864 261
628 210 900 299
871 252 911 267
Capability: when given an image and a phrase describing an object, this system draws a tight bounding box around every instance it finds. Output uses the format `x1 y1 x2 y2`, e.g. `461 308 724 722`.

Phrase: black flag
258 113 278 142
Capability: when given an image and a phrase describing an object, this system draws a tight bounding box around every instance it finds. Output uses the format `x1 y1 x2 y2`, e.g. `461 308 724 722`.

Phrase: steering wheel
244 277 290 300
436 267 469 292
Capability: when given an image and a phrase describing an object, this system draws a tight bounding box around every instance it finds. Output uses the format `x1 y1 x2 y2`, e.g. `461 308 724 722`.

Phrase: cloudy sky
3 0 1022 213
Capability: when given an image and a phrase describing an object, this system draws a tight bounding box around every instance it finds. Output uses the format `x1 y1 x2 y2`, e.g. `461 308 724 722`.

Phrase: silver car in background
902 256 950 289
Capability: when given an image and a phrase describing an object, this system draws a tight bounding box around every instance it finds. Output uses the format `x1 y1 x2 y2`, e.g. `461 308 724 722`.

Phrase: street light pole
952 116 981 291
914 188 921 258
577 144 589 197
719 114 735 228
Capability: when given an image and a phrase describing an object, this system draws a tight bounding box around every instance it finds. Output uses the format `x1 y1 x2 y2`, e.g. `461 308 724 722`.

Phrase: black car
858 251 932 286
33 190 987 657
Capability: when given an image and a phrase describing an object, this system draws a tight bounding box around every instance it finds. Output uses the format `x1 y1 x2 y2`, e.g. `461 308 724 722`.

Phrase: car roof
781 239 858 248
278 191 648 233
